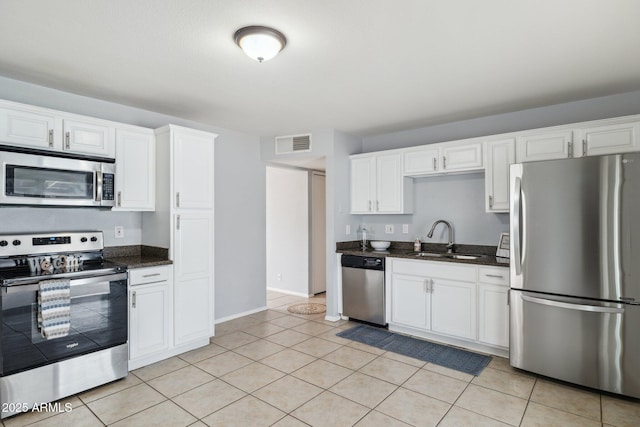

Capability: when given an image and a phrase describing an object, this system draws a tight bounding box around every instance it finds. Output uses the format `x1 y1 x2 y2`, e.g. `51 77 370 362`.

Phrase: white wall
266 166 309 295
0 76 266 322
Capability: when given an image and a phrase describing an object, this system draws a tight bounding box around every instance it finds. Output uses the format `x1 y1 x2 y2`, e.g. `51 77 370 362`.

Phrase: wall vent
275 133 312 155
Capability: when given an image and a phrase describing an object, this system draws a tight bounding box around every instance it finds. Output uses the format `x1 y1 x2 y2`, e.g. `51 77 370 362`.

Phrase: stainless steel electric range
0 231 128 418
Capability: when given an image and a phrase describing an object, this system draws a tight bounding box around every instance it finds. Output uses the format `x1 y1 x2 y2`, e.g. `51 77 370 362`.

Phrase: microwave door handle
95 170 103 202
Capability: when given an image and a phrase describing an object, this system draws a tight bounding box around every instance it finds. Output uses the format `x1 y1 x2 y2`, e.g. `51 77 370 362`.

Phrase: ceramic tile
292 337 343 358
322 346 378 370
521 402 601 427
291 321 336 336
359 356 419 385
220 362 285 393
86 383 165 425
210 331 259 349
254 375 323 413
530 379 601 421
268 315 310 329
487 356 537 378
172 379 246 419
147 365 215 398
233 339 286 360
315 329 352 345
423 362 474 382
24 405 102 427
344 340 387 355
3 396 83 427
602 394 640 427
353 410 412 427
248 309 287 321
455 384 527 426
110 400 197 427
292 359 354 389
178 343 227 364
403 369 468 403
217 316 262 332
438 406 511 427
330 372 397 408
259 348 316 373
194 351 253 377
381 350 427 368
132 356 189 381
266 330 313 347
201 395 285 427
376 387 450 427
242 322 286 338
270 415 311 427
291 391 369 427
472 367 536 399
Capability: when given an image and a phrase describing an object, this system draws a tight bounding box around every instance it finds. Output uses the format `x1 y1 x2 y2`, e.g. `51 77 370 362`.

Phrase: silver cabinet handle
132 291 136 308
176 214 180 230
48 129 54 147
142 273 161 278
117 191 122 207
65 131 70 149
489 195 493 208
521 293 624 314
443 156 447 169
485 274 504 279
567 141 573 158
376 200 379 211
583 139 587 156
432 157 437 170
176 192 180 207
368 200 372 212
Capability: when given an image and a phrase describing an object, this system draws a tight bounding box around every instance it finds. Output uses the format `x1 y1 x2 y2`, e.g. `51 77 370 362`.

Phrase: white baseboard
215 306 268 324
267 287 312 298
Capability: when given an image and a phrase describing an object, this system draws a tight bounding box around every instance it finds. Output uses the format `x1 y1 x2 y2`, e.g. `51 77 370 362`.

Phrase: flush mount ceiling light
234 25 287 63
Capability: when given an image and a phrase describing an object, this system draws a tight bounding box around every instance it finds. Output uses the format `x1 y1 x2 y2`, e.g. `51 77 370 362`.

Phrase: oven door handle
2 272 127 295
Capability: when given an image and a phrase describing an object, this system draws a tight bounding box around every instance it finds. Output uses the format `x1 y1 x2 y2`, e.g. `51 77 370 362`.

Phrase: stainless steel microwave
0 148 115 207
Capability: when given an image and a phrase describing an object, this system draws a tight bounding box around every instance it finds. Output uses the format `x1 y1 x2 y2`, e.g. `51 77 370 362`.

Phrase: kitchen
1 1 640 426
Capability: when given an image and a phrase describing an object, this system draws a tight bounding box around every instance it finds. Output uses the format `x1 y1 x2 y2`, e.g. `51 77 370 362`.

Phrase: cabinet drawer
390 258 476 282
478 266 509 286
129 265 172 285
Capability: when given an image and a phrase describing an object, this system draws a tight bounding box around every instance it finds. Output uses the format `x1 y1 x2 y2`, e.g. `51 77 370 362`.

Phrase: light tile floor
4 290 640 426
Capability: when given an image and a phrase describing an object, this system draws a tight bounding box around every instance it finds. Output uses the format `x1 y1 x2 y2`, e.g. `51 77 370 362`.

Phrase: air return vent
275 134 312 154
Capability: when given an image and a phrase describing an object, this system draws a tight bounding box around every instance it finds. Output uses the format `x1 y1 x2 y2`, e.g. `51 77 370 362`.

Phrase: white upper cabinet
350 152 412 214
516 130 573 162
484 138 515 213
403 146 440 175
114 129 155 211
173 128 215 210
63 119 115 157
441 141 483 172
0 107 61 151
576 119 640 157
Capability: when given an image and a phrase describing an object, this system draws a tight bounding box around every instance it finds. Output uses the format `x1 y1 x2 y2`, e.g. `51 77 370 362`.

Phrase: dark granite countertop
337 241 509 268
104 245 173 269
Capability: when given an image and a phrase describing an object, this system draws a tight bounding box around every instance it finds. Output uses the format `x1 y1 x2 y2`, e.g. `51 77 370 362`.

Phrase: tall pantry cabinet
142 125 216 352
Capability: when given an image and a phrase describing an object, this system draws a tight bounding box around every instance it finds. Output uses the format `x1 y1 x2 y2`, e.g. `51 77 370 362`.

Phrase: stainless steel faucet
427 220 454 253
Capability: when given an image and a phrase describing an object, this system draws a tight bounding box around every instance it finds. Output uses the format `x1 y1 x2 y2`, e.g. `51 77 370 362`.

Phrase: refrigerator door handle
513 176 523 275
521 294 625 314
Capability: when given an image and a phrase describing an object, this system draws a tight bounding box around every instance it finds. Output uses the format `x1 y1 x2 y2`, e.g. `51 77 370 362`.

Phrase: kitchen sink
448 254 483 260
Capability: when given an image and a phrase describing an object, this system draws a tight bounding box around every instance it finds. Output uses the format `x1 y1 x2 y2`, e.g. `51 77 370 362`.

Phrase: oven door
0 272 127 376
0 150 113 207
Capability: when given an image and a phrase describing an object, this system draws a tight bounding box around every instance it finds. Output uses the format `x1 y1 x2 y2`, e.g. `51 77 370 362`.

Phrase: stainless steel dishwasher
341 255 386 326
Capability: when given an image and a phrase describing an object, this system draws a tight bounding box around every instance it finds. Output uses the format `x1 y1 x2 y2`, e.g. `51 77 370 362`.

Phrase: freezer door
510 152 640 302
510 290 640 398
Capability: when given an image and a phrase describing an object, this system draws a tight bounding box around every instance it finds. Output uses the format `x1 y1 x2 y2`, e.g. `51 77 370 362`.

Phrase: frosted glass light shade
234 26 286 62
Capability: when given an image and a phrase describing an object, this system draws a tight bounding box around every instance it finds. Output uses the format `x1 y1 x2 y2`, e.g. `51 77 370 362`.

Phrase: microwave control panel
102 174 114 201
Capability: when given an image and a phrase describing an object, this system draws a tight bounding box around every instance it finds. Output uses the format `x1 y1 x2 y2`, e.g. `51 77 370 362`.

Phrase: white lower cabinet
388 258 509 356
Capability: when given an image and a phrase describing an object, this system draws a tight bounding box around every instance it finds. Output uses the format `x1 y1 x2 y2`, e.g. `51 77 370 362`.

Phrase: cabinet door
578 121 640 157
478 283 509 348
484 138 515 213
442 142 483 172
63 119 115 157
114 129 155 211
376 153 403 213
350 156 375 214
403 146 440 176
430 278 476 340
0 108 61 150
516 130 573 162
129 281 172 360
173 212 213 344
390 273 430 330
173 129 215 209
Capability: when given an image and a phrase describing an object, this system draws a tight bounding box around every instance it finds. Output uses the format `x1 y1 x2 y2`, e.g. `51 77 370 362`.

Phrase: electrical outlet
114 226 124 238
276 273 282 281
402 224 409 234
346 224 351 235
385 224 394 234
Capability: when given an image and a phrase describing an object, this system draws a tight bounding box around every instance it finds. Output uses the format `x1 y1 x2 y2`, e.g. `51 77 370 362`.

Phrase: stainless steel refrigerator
509 152 640 398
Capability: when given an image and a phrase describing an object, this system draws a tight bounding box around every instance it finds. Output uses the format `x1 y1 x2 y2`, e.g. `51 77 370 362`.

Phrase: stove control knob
90 236 98 242
12 240 21 246
80 237 88 243
0 240 7 247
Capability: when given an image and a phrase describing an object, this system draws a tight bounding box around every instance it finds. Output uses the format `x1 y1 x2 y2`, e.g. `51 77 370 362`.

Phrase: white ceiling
1 1 639 137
